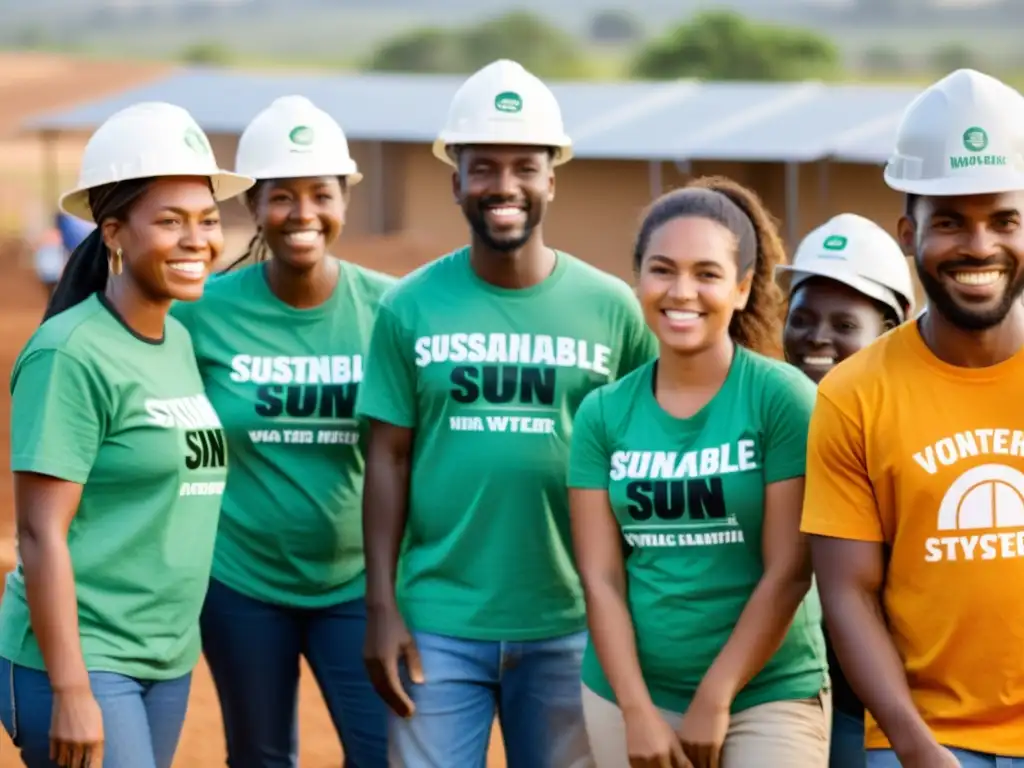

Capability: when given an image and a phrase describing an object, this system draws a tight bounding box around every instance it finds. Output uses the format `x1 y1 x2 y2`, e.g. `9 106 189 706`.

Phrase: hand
49 687 104 768
623 705 690 768
897 741 962 768
676 693 730 768
362 603 423 718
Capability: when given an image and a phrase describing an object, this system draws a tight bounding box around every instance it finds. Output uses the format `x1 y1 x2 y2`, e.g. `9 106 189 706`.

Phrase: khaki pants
582 684 831 767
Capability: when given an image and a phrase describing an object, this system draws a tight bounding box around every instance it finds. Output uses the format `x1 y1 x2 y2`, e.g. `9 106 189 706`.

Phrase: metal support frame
369 140 386 235
784 161 800 248
648 160 663 199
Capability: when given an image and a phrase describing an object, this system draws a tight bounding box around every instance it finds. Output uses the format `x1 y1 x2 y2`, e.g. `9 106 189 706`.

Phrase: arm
362 420 413 612
570 487 654 715
693 477 812 706
8 349 105 691
810 537 932 755
801 393 936 758
14 474 89 692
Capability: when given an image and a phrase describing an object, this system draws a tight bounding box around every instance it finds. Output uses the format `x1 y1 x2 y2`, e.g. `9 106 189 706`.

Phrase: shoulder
559 253 637 305
378 248 468 312
341 261 400 305
578 361 652 427
817 323 908 414
741 349 815 401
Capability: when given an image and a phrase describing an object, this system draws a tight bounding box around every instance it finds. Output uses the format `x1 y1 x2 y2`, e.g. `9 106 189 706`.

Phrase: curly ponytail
633 175 787 359
688 176 786 359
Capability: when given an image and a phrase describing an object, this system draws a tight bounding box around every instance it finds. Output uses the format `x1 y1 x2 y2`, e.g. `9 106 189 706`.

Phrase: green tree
631 10 840 81
368 12 590 78
861 45 905 75
929 42 977 74
180 41 233 66
588 10 643 44
368 27 466 74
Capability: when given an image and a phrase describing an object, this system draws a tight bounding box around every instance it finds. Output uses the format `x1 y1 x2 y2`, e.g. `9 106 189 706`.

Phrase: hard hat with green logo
775 213 915 321
235 95 363 186
884 68 1024 196
59 101 254 223
433 59 573 167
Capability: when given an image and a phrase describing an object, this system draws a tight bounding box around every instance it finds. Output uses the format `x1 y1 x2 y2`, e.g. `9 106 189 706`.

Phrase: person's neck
104 280 168 341
468 232 555 290
265 255 339 309
919 307 1024 368
655 338 735 418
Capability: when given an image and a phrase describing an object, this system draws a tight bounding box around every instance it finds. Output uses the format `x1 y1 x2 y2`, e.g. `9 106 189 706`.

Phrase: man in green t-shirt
356 59 657 768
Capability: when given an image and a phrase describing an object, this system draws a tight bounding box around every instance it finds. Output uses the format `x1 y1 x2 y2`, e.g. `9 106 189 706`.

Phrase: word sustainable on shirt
916 427 1024 563
416 331 613 435
145 394 227 497
229 353 362 446
613 441 756 549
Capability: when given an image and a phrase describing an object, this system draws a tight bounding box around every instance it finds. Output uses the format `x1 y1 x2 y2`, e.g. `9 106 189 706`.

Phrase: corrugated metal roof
22 67 924 165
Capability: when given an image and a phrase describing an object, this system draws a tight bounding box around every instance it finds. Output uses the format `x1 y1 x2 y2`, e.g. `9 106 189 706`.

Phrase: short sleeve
568 389 612 490
355 302 418 429
799 391 883 542
10 349 107 484
762 369 816 484
616 295 658 378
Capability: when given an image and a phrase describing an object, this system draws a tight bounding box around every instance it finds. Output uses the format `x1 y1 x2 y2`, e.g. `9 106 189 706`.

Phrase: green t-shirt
0 293 226 680
568 347 828 714
171 261 396 608
356 247 658 641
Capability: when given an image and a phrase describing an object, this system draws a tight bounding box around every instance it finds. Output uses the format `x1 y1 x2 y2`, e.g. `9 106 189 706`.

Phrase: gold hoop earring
110 247 123 276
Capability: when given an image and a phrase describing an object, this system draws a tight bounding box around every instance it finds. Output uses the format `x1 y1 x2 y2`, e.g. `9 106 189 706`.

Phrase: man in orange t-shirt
801 68 1024 768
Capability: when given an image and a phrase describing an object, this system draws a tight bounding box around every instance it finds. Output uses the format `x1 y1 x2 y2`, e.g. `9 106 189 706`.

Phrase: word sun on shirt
415 332 613 436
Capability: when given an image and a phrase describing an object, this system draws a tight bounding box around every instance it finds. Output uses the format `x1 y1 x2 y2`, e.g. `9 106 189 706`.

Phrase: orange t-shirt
801 320 1024 756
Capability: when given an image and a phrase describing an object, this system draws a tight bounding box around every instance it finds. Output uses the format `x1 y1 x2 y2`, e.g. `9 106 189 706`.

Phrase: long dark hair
42 179 154 323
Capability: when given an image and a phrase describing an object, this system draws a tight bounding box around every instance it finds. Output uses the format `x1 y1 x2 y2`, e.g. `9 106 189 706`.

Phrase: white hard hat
59 101 254 222
433 59 573 168
884 68 1024 196
775 213 915 321
235 95 363 186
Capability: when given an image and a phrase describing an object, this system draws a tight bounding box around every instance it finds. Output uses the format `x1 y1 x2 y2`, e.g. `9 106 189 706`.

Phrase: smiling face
783 277 892 383
453 145 553 253
636 216 752 355
255 175 346 269
101 176 223 303
900 192 1024 330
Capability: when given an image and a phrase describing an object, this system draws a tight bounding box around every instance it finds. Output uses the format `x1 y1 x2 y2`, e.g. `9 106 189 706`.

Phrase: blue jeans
389 629 593 768
831 708 866 767
200 578 388 768
0 656 190 768
868 748 1024 766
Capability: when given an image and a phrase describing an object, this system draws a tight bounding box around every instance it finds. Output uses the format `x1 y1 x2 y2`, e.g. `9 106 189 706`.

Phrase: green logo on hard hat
184 127 211 155
963 126 988 152
494 91 523 113
289 125 315 146
822 235 847 251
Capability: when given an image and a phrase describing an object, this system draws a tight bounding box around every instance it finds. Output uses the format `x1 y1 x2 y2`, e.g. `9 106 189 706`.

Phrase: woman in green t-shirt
568 176 830 768
0 102 252 768
170 95 393 767
775 212 914 768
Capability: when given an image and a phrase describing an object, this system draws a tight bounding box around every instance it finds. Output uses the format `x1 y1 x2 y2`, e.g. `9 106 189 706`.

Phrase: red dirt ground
0 235 506 767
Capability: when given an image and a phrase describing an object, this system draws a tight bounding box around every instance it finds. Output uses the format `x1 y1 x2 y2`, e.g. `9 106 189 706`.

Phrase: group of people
0 53 1021 768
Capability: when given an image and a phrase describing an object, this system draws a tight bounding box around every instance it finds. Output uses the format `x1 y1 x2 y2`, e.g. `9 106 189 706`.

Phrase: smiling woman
569 175 831 768
0 101 254 768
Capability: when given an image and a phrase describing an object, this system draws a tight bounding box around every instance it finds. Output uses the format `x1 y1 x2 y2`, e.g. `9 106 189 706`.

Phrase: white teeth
168 262 205 277
285 231 320 244
488 207 523 218
803 356 835 366
664 310 700 321
952 270 1003 286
